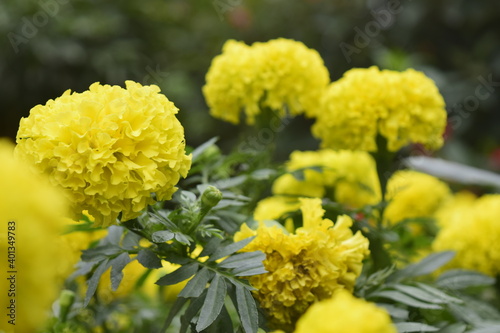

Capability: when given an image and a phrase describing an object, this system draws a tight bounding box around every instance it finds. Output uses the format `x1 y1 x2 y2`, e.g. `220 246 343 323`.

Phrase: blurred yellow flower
203 38 330 124
432 194 500 276
294 289 397 333
15 81 192 227
0 139 68 333
312 66 446 152
235 198 370 331
256 150 381 221
384 170 450 225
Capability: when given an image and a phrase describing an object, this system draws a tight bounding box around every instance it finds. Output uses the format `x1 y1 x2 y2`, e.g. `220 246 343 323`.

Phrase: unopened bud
201 186 223 210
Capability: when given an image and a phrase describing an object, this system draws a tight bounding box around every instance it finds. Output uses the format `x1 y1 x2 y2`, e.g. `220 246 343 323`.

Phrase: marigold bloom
432 194 500 276
203 38 330 124
294 290 397 333
15 81 192 227
0 139 68 333
235 198 370 331
312 66 446 151
384 170 450 225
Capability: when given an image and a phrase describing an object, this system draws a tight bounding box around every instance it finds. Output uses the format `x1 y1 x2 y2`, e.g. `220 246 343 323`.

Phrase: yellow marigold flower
312 66 446 152
294 289 397 333
270 149 381 209
0 139 68 333
434 190 476 228
203 38 330 124
254 196 302 222
384 170 450 225
432 194 500 276
15 81 192 227
235 198 370 331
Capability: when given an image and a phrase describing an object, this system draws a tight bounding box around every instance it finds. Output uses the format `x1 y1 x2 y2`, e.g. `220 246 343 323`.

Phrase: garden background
2 0 500 167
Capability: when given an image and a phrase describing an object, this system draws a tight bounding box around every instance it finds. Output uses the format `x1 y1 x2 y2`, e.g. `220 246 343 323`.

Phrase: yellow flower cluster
203 38 330 124
384 170 450 225
255 150 381 222
15 81 192 227
312 66 447 152
235 198 370 331
0 139 68 333
294 290 397 333
432 194 500 276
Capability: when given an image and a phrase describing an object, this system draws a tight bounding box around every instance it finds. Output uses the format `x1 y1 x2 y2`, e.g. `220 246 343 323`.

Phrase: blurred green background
1 0 500 166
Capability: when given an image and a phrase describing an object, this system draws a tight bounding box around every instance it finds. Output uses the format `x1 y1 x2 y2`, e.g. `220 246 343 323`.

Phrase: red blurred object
228 6 253 31
489 148 500 170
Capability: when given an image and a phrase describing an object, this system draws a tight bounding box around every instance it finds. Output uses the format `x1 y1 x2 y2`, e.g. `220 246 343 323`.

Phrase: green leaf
394 322 439 332
109 252 131 291
196 275 227 331
235 283 259 333
152 230 175 243
161 296 189 333
180 290 207 333
213 175 247 190
468 323 500 333
413 283 464 304
137 249 163 269
376 303 409 320
392 284 449 304
436 269 495 290
199 237 223 258
156 262 199 286
209 237 255 262
84 259 111 306
371 290 442 309
102 225 124 245
174 232 193 245
203 304 234 333
178 267 214 298
218 251 266 269
192 137 219 162
438 323 467 333
448 303 483 325
81 244 122 262
388 251 455 282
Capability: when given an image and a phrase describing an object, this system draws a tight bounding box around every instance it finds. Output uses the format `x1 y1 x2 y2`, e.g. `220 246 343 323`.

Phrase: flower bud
201 186 223 210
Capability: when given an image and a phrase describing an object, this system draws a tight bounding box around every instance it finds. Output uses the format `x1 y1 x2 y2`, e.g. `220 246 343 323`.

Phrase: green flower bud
201 186 223 210
58 289 75 322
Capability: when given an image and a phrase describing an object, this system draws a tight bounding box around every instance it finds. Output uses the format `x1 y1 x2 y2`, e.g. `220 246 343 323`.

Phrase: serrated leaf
394 322 439 332
137 249 163 269
389 251 455 282
203 303 234 333
161 296 189 333
235 283 259 333
413 283 464 304
84 259 111 306
218 251 266 269
192 136 219 162
102 225 124 245
199 237 223 258
180 290 207 333
209 237 255 262
152 230 175 243
110 252 131 291
196 275 227 331
81 244 122 262
179 267 214 298
393 284 448 304
468 323 500 333
69 261 95 280
156 262 199 286
448 303 483 325
436 269 495 290
376 303 409 320
121 230 142 250
438 323 467 333
371 290 442 309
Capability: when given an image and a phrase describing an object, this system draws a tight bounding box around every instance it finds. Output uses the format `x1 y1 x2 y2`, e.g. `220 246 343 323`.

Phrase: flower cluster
255 150 381 222
15 81 192 227
203 38 330 124
384 170 451 225
235 198 370 331
433 194 500 276
312 66 447 152
0 139 68 333
294 290 397 333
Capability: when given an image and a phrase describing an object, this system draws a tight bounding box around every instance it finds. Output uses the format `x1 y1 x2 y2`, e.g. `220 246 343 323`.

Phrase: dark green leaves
388 251 455 282
156 262 199 286
196 275 227 331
